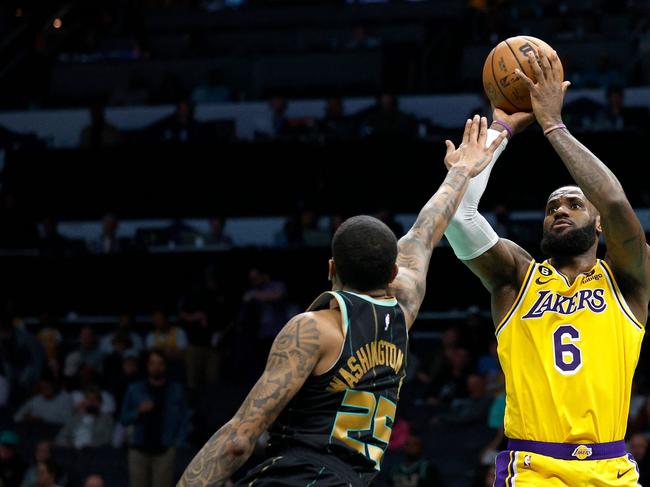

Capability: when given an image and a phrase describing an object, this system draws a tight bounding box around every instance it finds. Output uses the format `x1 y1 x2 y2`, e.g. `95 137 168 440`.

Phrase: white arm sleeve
444 128 508 260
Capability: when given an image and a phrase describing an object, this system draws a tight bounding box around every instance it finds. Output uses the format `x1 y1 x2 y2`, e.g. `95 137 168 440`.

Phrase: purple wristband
493 120 513 139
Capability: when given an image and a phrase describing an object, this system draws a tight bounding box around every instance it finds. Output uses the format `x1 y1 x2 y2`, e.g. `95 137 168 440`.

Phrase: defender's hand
444 115 507 177
491 106 535 137
515 49 571 131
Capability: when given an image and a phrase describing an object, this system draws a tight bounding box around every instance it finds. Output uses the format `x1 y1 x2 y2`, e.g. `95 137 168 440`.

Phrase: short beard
541 220 597 257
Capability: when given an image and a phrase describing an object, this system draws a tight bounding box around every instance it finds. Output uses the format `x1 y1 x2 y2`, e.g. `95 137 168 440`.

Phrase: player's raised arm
443 109 534 321
517 49 650 315
389 115 507 328
177 312 330 487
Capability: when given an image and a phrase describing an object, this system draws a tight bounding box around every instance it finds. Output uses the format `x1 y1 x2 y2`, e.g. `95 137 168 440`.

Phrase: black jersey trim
312 291 352 377
343 291 398 307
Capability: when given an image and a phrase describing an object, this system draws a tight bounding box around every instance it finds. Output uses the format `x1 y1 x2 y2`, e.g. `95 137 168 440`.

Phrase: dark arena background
0 1 650 486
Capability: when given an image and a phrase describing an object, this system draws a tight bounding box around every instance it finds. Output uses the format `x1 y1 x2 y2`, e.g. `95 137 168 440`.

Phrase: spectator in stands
345 25 380 50
83 475 104 487
274 215 303 247
582 54 626 90
203 216 233 247
80 103 123 149
269 96 288 139
13 376 72 425
299 209 329 247
477 339 501 393
0 431 25 487
103 332 136 382
241 267 289 356
100 313 143 355
91 213 122 254
479 381 506 466
55 386 114 449
37 217 70 256
105 350 141 411
35 313 63 373
436 374 492 425
181 265 232 390
20 441 57 487
192 69 230 104
145 309 188 361
492 204 512 239
629 433 649 484
120 350 189 487
388 434 443 487
154 98 203 143
35 460 61 487
70 379 116 417
358 94 418 138
63 327 104 379
591 86 649 132
0 317 45 402
471 464 496 487
590 86 626 131
425 341 472 408
320 97 353 138
329 214 344 237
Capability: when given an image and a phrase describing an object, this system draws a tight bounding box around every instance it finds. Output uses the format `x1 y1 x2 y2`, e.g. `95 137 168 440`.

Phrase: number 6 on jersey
553 324 583 375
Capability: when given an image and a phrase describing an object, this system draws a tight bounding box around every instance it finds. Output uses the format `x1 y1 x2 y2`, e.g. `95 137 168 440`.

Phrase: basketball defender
445 49 647 485
177 118 507 487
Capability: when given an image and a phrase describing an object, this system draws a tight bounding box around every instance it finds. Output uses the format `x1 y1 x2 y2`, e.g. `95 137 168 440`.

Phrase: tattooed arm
389 116 507 328
517 49 650 313
177 313 324 487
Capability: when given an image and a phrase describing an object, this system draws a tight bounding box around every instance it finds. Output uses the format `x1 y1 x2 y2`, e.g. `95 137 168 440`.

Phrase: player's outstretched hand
444 115 507 177
492 106 535 137
514 48 571 131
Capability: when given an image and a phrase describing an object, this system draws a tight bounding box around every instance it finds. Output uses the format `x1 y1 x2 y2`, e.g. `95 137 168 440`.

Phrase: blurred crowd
2 0 650 110
0 263 648 486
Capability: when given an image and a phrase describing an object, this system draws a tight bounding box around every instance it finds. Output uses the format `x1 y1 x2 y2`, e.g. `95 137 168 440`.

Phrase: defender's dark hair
332 215 398 291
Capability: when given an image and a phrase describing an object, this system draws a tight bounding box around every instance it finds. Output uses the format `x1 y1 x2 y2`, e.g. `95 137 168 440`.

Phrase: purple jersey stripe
507 439 626 460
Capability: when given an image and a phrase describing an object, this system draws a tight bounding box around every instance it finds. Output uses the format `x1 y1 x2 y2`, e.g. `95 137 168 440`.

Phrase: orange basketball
482 36 564 113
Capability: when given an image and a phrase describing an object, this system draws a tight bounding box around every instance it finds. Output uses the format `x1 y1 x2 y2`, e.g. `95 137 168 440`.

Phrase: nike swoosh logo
617 468 632 479
535 277 557 285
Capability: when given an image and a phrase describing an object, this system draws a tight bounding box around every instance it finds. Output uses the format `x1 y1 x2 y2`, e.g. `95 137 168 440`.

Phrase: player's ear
328 259 335 282
389 264 399 283
595 214 602 234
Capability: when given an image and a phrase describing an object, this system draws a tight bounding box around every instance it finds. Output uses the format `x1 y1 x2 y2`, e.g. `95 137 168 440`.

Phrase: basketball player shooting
445 48 648 485
177 117 507 487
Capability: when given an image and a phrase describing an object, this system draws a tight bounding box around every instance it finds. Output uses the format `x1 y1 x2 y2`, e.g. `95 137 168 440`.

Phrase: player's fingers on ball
515 69 534 90
539 48 552 79
527 51 544 81
549 50 561 81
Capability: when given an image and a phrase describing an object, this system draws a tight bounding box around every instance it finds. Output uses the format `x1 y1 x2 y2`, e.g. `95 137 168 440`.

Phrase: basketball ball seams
503 39 527 75
490 46 523 112
483 35 562 114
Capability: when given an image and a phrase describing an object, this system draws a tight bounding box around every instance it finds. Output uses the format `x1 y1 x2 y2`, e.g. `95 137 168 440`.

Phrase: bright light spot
53 18 62 29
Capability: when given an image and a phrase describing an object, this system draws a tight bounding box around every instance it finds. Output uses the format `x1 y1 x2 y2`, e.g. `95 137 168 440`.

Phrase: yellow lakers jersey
496 259 645 443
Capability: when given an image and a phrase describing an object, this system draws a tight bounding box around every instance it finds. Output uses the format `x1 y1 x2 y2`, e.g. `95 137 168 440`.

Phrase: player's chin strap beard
540 220 598 258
